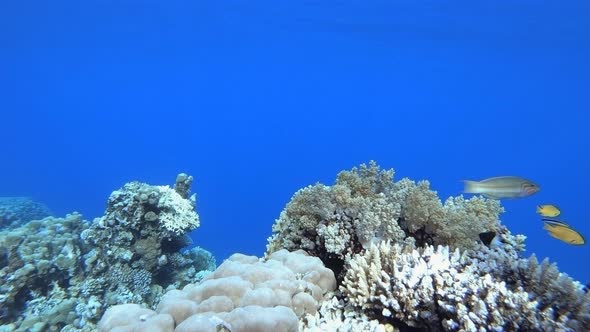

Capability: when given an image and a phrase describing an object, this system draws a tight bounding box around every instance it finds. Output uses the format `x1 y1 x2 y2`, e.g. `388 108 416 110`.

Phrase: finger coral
339 238 590 331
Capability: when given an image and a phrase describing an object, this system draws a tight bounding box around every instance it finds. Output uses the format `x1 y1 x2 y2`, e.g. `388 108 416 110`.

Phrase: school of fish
464 176 585 246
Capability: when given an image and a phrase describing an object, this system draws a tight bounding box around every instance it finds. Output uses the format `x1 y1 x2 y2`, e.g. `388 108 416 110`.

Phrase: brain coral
266 161 504 278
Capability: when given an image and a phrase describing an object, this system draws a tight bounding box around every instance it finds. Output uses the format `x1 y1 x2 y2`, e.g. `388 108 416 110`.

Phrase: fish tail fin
463 180 481 194
536 205 542 213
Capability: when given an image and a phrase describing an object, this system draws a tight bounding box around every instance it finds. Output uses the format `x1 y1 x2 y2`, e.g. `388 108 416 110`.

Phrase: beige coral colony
1 161 589 332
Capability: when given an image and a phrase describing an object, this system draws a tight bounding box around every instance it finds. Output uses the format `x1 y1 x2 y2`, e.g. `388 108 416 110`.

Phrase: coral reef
266 161 503 279
98 249 337 332
267 161 590 332
0 175 213 331
0 197 52 229
4 161 589 332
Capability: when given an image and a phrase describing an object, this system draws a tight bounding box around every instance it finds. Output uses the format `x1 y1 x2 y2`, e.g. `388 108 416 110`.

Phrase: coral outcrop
0 174 213 332
266 161 503 279
267 161 590 332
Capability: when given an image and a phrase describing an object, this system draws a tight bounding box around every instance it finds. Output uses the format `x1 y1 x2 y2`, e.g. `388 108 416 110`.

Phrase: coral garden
1 162 589 332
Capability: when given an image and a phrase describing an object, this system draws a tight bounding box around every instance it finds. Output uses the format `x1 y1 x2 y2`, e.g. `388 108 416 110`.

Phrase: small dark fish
584 283 590 293
479 231 497 246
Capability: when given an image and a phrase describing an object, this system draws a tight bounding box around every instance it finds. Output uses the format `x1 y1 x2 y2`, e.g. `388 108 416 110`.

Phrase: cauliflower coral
266 161 504 278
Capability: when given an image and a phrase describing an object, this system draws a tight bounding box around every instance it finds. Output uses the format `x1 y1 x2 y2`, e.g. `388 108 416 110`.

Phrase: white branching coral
157 185 200 235
504 255 590 331
340 240 590 332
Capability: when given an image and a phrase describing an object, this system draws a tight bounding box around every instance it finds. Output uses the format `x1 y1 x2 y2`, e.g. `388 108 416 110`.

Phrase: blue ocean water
1 0 589 283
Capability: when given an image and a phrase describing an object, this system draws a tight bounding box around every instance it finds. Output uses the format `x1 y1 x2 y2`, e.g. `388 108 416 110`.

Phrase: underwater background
1 0 589 288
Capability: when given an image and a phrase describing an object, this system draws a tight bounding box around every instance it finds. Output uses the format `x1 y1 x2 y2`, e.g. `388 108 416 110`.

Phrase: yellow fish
537 204 561 218
542 219 585 245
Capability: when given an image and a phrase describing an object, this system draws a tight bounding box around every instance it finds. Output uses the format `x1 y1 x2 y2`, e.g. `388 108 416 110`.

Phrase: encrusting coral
0 174 214 332
98 249 337 332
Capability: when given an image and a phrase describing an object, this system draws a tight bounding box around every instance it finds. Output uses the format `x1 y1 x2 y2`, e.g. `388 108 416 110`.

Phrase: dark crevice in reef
0 249 7 269
153 265 175 286
402 223 434 248
161 234 192 253
32 274 71 297
319 253 345 284
3 287 30 323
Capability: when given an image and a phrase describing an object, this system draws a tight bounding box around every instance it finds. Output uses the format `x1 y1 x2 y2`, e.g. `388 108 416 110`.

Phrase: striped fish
463 176 540 199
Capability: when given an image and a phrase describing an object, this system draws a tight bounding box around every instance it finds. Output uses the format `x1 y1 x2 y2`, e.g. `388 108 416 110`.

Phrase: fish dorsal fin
542 218 570 227
480 176 520 183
